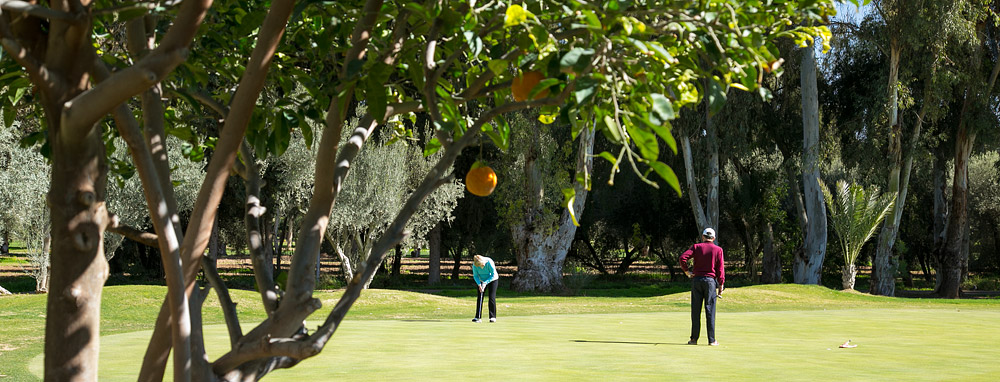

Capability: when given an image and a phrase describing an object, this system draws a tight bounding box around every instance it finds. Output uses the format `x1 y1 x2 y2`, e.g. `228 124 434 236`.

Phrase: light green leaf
649 161 682 197
603 115 622 143
597 151 617 164
650 93 674 122
625 121 659 161
562 187 579 226
423 137 442 156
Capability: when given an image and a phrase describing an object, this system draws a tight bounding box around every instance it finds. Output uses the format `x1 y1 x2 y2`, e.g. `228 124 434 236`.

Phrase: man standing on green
679 227 725 346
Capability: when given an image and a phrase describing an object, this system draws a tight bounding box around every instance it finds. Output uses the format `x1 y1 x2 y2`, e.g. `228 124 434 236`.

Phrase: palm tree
822 180 896 290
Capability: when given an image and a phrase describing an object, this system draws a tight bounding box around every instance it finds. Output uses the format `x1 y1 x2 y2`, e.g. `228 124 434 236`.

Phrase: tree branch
201 254 243 348
241 141 281 316
106 223 159 248
457 49 520 100
61 0 214 146
186 89 230 118
0 25 56 93
93 59 193 382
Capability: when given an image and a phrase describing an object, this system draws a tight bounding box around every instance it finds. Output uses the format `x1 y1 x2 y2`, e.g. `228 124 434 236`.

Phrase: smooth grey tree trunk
511 125 595 292
871 45 902 296
937 125 975 298
392 244 403 278
680 91 720 233
794 43 827 285
37 234 51 293
428 222 442 284
760 222 781 284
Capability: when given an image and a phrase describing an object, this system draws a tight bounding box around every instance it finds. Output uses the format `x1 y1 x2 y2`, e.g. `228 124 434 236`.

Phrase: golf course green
5 285 1000 381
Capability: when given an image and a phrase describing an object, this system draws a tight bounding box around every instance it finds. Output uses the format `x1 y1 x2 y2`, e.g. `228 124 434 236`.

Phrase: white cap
702 227 716 239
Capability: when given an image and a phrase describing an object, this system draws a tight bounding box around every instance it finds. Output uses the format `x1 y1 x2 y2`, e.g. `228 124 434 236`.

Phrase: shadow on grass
0 275 36 294
571 340 680 346
414 283 691 299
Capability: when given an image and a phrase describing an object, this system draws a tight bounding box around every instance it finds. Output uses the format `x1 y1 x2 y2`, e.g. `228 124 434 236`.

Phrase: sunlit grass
3 284 999 380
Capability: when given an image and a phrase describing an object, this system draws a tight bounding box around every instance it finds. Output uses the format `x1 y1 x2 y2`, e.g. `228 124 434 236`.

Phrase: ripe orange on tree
465 161 497 196
511 70 549 102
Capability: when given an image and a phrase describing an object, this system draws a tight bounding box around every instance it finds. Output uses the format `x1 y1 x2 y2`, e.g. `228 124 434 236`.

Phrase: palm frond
822 179 897 266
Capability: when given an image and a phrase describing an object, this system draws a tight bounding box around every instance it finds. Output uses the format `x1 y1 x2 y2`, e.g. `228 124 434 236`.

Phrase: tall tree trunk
760 222 781 284
679 106 719 233
37 233 51 293
936 56 1000 297
270 209 283 273
511 125 595 292
614 244 642 275
328 231 354 282
932 150 949 289
45 114 111 382
450 245 462 281
871 43 902 295
276 211 295 274
961 216 970 282
583 235 608 275
795 43 827 285
872 42 937 296
391 244 402 278
428 222 442 284
936 122 975 298
2 229 9 255
933 152 949 247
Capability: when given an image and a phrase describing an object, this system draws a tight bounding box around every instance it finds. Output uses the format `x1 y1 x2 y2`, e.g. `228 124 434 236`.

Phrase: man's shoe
472 318 481 323
489 318 496 323
687 340 697 345
709 341 719 346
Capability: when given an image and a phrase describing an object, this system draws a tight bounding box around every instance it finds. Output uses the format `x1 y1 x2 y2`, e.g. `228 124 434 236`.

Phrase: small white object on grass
839 340 857 348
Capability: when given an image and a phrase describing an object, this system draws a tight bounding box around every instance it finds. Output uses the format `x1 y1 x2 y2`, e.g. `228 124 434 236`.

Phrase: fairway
29 308 1000 381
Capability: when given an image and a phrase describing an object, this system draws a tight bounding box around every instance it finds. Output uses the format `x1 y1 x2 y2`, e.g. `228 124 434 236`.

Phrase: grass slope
2 284 999 380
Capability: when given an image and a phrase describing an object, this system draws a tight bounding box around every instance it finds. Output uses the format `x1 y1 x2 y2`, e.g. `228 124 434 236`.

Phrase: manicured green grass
3 285 1000 380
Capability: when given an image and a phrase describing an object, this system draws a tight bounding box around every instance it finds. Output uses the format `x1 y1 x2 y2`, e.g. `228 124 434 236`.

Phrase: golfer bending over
679 227 725 346
472 254 499 323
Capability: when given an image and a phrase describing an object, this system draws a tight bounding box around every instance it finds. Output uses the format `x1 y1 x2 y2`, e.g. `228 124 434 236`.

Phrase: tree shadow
571 339 684 346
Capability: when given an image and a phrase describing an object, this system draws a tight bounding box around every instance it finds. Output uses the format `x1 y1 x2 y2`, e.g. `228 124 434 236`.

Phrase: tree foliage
2 0 836 379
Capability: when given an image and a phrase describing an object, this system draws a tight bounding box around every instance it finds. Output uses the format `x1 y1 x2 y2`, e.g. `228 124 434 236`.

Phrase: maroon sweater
679 242 725 285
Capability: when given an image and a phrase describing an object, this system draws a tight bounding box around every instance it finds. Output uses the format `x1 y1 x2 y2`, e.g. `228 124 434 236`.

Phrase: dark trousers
476 279 498 319
690 276 717 343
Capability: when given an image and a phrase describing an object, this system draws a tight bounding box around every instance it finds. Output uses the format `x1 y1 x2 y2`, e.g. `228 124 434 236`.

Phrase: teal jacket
473 257 499 286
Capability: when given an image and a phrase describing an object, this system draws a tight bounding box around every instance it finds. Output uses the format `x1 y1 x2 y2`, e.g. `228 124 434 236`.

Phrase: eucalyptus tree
2 0 836 380
827 0 966 295
934 0 1000 298
822 180 896 290
494 110 595 291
